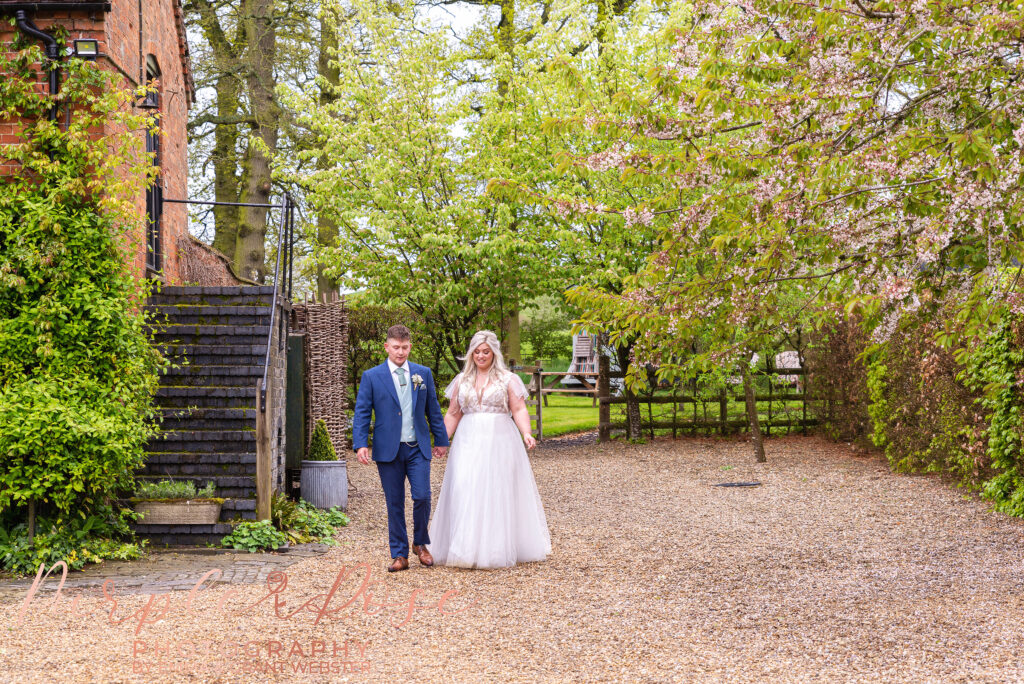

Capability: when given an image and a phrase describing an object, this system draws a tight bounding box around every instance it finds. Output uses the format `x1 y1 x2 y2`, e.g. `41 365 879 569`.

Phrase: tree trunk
315 7 341 299
616 344 642 439
235 0 280 282
625 388 642 440
211 71 241 256
502 309 521 364
742 356 766 463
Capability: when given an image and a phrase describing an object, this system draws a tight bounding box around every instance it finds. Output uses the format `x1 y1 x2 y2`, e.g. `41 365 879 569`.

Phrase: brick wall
0 0 193 284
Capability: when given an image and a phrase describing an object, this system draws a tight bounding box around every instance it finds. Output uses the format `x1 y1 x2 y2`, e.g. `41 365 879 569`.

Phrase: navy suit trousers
376 442 431 558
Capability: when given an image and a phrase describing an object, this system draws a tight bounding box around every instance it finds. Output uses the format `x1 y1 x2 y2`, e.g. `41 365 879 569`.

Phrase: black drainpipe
14 10 61 121
12 10 61 541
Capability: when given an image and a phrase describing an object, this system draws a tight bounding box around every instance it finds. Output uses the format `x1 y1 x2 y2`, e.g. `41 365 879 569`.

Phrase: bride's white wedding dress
427 371 551 568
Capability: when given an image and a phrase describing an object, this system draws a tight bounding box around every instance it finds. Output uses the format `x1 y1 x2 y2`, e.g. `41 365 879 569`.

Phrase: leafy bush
0 507 144 575
270 493 348 545
520 297 573 363
862 310 1024 495
958 318 1024 515
806 316 873 446
347 302 452 396
134 480 217 500
306 420 337 461
0 49 163 543
867 318 988 485
220 520 287 553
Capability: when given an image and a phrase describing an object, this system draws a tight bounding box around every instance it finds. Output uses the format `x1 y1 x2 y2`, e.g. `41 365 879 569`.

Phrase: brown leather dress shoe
412 544 434 567
387 556 409 572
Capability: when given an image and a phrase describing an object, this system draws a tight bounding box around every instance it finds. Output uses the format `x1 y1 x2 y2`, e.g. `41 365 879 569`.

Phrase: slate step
148 293 275 307
150 428 256 441
132 522 237 546
157 408 258 431
222 498 256 521
149 431 256 453
151 331 270 346
154 286 278 296
150 324 271 340
156 344 268 365
149 313 271 327
143 451 257 466
161 355 266 369
159 365 266 388
162 365 264 378
133 521 234 539
154 396 256 410
138 462 257 478
147 304 272 317
155 387 258 408
157 418 256 431
159 378 265 389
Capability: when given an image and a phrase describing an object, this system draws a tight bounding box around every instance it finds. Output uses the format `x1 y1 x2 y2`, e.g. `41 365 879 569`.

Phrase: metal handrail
260 193 291 412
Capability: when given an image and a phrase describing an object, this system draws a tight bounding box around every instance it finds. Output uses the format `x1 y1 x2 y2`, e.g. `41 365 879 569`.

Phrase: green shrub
307 420 337 461
220 520 287 553
958 318 1024 515
0 508 144 575
134 480 217 500
521 297 573 362
0 48 164 550
270 492 348 545
866 318 984 484
806 315 873 446
865 313 1024 514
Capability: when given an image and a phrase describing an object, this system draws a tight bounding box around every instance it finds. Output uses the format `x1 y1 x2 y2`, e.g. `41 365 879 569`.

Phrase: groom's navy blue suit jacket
352 361 449 462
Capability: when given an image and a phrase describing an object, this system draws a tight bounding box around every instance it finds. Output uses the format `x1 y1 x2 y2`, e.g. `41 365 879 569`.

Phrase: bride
427 330 552 568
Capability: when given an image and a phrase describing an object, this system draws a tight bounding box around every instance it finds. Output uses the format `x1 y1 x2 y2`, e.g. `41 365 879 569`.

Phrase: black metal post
286 198 295 299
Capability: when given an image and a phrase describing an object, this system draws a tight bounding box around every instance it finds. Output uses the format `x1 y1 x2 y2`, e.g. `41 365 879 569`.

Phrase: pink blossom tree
535 0 1024 402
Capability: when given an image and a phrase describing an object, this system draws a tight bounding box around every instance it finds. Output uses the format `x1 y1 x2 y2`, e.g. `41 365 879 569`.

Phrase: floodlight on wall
72 39 100 60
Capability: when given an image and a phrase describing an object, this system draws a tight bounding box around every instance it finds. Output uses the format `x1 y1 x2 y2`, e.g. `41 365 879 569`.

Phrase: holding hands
432 446 448 458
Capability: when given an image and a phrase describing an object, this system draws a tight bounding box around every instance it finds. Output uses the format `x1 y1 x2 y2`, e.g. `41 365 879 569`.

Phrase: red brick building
0 0 195 283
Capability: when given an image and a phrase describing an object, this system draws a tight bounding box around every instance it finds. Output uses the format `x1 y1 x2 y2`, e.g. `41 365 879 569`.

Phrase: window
144 56 162 273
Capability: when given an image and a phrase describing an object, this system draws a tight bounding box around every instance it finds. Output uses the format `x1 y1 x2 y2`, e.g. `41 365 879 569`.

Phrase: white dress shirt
387 358 416 441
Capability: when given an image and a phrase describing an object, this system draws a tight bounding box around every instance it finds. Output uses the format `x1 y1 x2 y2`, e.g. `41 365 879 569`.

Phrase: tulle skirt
428 412 551 569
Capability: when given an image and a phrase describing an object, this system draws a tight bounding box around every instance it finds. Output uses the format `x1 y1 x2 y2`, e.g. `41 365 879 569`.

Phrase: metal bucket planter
133 499 224 525
301 460 348 510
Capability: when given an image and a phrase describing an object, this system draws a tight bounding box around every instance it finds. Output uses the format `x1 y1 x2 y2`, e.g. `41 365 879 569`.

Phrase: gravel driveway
2 434 1024 682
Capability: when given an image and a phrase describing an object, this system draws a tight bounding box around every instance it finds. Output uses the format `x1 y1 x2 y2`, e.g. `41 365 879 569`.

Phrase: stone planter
301 460 348 510
133 499 224 525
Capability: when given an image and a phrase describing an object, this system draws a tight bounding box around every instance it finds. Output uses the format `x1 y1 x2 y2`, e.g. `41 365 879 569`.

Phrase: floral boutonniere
411 373 424 390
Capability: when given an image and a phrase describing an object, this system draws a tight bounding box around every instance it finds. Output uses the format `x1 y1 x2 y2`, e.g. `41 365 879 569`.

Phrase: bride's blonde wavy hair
459 330 510 386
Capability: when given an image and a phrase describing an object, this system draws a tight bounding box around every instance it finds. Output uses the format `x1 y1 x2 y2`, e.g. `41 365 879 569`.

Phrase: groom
352 325 449 572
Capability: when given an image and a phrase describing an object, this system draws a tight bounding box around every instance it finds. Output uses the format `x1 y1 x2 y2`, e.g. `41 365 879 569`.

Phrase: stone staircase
137 285 284 545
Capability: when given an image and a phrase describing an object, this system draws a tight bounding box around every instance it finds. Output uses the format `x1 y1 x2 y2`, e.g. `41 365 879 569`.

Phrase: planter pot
133 499 223 525
301 459 348 510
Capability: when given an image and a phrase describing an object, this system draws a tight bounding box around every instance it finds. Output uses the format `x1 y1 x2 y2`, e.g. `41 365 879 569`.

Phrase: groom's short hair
386 324 412 342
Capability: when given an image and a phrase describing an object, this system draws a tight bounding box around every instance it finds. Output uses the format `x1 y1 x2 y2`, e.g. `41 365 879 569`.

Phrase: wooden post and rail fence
593 355 818 443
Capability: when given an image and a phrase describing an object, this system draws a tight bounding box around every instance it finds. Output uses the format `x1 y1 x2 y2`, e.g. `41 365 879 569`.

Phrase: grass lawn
530 386 811 439
534 394 600 437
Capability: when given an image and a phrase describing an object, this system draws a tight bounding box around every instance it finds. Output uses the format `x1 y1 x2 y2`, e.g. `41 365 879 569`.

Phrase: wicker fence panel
293 298 350 456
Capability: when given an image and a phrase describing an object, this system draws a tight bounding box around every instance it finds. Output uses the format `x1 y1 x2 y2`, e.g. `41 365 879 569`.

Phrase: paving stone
0 544 330 598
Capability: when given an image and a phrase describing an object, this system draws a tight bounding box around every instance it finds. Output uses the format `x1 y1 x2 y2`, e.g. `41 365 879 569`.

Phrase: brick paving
0 543 330 600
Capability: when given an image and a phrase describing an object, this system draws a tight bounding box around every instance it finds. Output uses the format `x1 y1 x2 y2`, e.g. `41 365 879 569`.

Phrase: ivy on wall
0 44 165 571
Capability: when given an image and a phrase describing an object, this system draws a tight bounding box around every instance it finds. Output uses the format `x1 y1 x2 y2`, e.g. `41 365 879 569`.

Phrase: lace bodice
445 371 529 415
